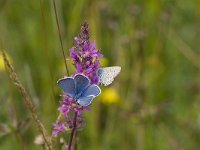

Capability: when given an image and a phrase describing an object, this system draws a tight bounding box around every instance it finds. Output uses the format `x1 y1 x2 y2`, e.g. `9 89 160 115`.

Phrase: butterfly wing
58 74 101 106
57 77 75 97
77 96 94 106
82 84 101 97
77 84 101 106
97 66 121 86
74 74 90 94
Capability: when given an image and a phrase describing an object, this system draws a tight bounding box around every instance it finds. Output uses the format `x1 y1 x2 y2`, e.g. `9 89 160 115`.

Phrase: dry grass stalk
1 50 52 150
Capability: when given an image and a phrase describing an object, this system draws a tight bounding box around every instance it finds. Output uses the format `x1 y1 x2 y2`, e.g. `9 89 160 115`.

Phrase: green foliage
1 0 200 149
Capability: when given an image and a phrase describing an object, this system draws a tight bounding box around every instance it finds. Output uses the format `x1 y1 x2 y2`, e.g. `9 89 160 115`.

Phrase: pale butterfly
57 74 101 106
97 66 121 86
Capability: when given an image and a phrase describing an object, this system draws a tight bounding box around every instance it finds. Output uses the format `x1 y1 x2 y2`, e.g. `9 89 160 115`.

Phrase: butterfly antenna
52 0 70 76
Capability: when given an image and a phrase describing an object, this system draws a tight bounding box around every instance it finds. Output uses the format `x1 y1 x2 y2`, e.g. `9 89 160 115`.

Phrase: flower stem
52 0 70 76
68 112 78 150
74 131 78 150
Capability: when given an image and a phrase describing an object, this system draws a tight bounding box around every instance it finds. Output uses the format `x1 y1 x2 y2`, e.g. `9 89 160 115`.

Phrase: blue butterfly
57 74 101 106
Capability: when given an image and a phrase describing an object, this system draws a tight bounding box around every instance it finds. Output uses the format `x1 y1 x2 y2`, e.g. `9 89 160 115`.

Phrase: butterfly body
97 66 121 86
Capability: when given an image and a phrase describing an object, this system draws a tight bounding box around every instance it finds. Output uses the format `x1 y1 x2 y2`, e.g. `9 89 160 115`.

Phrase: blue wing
97 68 103 77
57 77 75 97
77 96 94 106
74 74 90 94
82 84 101 97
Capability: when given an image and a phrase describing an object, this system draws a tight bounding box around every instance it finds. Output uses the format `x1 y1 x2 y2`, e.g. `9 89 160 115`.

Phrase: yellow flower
99 87 120 104
0 51 12 71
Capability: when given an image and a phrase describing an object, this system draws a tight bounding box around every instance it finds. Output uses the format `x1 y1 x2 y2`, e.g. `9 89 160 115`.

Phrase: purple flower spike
68 22 103 84
74 37 79 42
58 95 74 116
52 122 65 136
53 22 103 142
75 64 83 72
73 104 90 116
89 41 96 50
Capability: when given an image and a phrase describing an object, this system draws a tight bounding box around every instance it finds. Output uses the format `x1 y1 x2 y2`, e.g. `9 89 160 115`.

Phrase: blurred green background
1 0 200 149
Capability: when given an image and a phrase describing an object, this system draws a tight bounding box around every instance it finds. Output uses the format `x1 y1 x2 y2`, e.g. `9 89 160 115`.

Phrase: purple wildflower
53 22 103 149
55 93 90 130
70 22 103 84
52 122 65 136
65 115 73 129
65 114 85 129
57 94 73 116
73 104 90 116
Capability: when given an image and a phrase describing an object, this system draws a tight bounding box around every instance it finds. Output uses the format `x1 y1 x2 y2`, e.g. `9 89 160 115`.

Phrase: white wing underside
97 66 121 86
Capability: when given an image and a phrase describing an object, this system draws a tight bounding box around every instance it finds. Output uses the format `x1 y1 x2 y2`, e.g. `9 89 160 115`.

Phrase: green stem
68 112 78 150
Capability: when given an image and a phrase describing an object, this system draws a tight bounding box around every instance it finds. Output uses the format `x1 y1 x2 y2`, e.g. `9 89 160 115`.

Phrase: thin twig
74 130 78 150
52 0 70 76
52 1 79 149
2 50 52 150
51 0 70 135
52 2 81 149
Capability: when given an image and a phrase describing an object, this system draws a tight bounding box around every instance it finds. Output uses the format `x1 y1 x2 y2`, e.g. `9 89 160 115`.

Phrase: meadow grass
0 0 200 149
